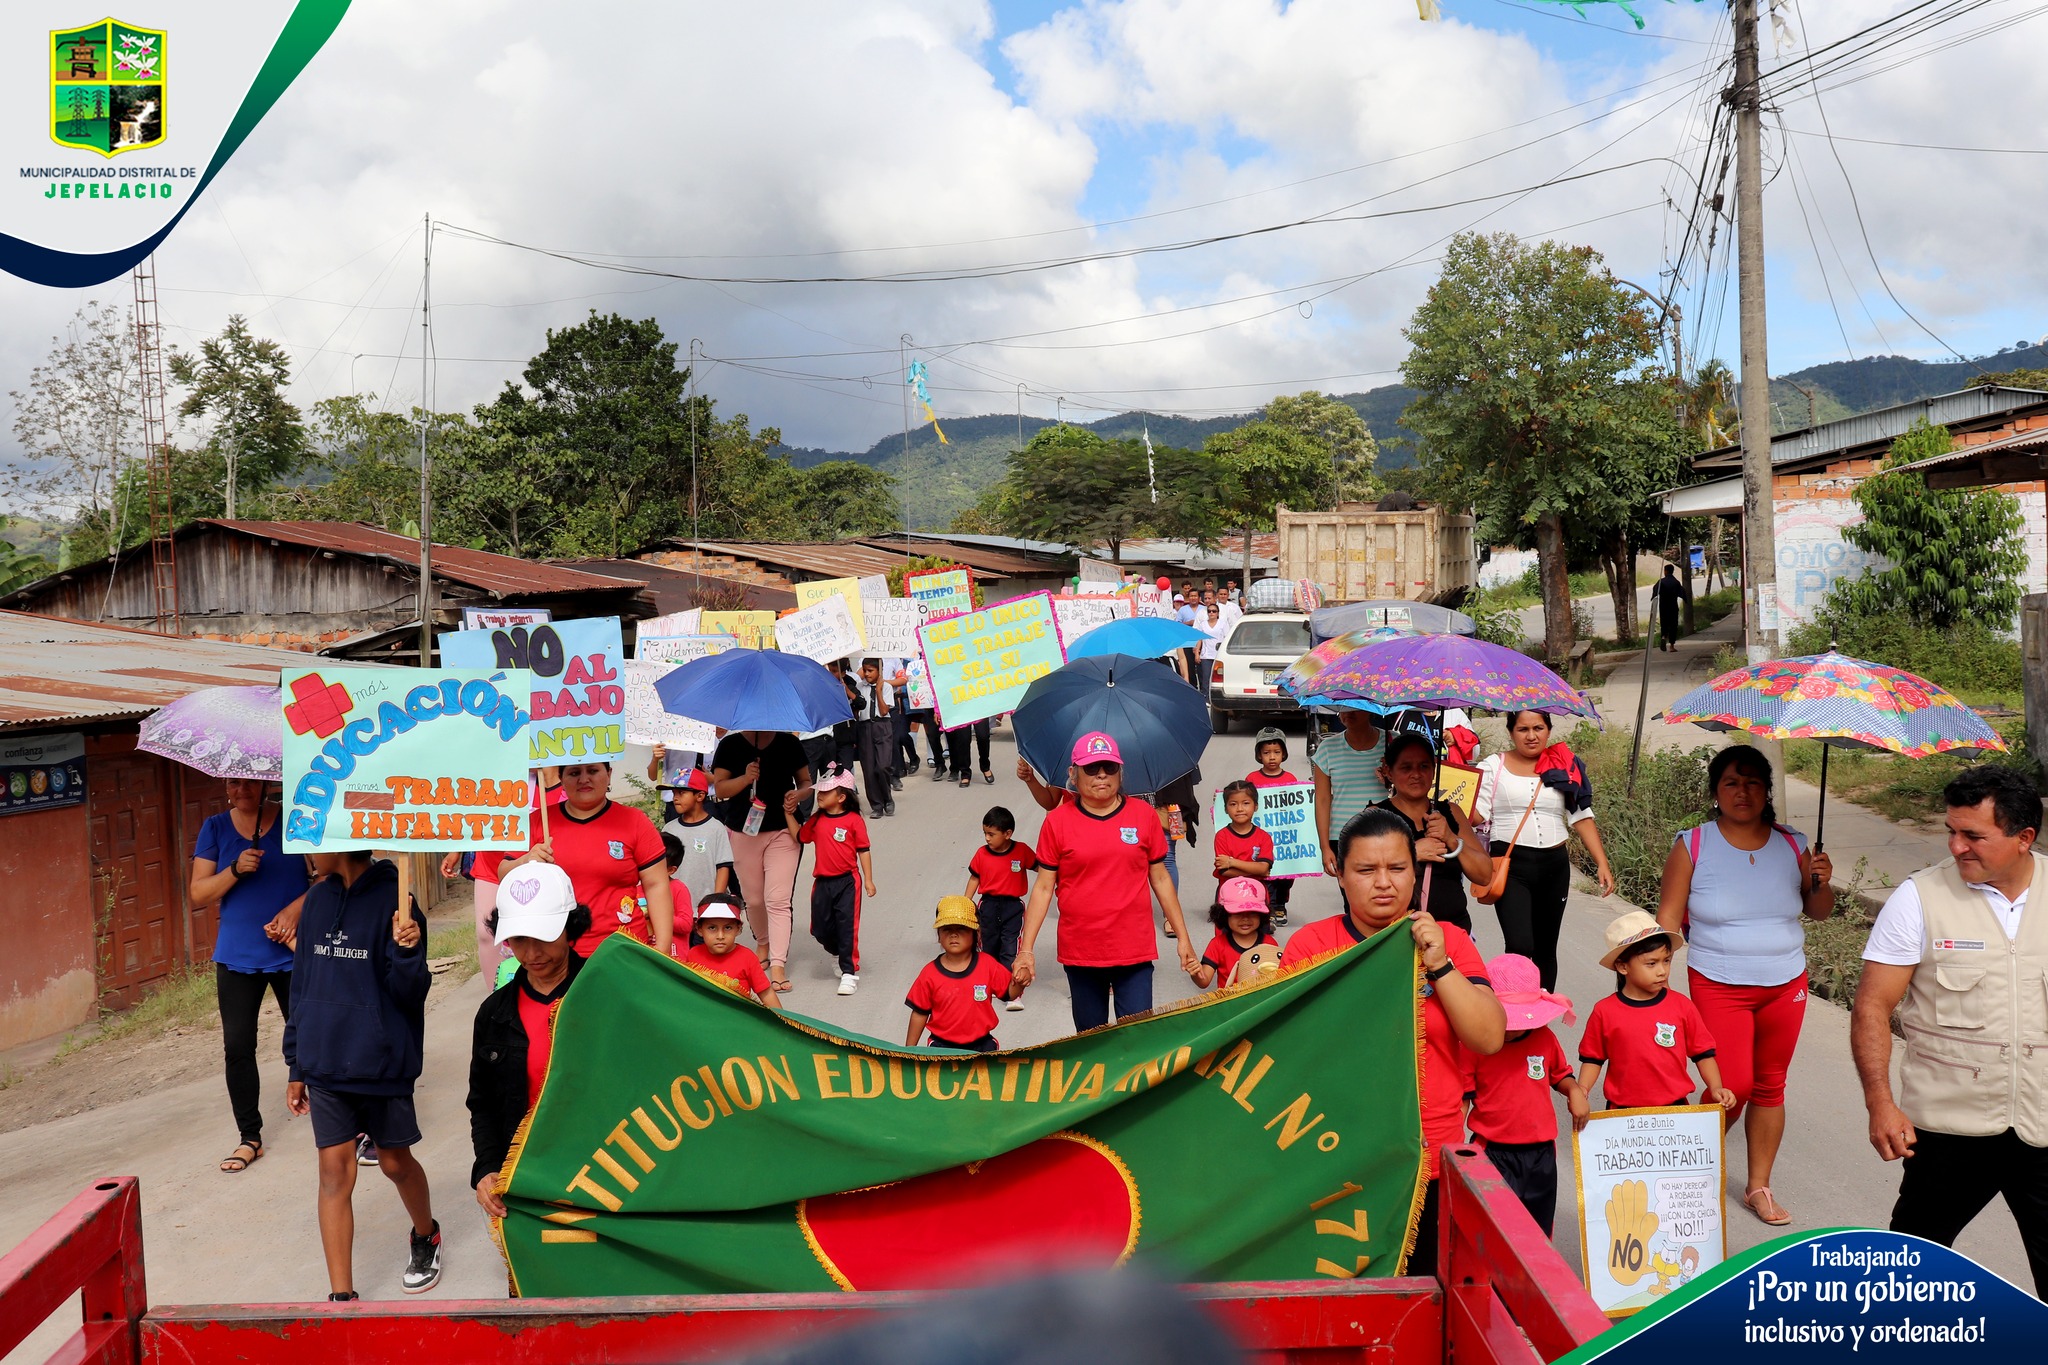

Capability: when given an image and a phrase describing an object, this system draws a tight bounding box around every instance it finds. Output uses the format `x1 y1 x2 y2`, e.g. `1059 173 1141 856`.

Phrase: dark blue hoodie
283 858 429 1096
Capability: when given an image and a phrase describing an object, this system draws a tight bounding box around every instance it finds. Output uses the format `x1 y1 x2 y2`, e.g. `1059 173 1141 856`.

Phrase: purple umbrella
137 686 285 780
1278 632 1598 719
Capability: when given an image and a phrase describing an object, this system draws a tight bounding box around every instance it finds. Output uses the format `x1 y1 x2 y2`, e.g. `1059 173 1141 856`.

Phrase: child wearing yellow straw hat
1575 910 1736 1121
905 897 1025 1051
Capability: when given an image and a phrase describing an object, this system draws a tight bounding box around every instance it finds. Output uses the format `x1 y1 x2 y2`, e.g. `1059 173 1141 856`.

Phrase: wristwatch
1424 959 1456 983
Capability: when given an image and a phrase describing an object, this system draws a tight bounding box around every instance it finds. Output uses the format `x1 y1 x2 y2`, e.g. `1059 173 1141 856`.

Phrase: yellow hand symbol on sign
1604 1179 1661 1286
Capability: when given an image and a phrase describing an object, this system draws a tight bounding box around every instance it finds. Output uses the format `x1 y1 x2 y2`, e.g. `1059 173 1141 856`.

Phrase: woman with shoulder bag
1473 711 1615 991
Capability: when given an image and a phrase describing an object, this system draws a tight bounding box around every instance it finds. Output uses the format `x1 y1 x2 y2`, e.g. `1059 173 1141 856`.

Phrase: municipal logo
51 19 166 157
1654 1022 1677 1048
1525 1055 1546 1081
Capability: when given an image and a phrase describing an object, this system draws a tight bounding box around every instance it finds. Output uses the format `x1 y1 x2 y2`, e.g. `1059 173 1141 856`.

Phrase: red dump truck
0 1149 1608 1365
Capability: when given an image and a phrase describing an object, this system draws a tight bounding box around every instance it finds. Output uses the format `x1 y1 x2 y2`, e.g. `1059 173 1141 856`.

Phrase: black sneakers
402 1220 442 1294
328 1291 358 1302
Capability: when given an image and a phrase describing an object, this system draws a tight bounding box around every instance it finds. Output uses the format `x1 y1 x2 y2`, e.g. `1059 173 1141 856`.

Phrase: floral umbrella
137 686 285 780
1278 631 1599 720
1658 650 2006 848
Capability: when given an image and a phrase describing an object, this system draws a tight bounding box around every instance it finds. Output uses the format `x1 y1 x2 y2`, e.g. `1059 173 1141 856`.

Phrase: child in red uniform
681 893 782 1010
1212 780 1275 887
1245 731 1297 923
659 832 697 958
906 897 1024 1051
1576 911 1735 1120
1460 953 1589 1236
965 806 1036 1009
784 767 874 997
1189 876 1278 990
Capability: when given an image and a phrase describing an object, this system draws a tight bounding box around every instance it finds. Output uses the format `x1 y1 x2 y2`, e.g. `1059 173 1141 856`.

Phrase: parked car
1207 610 1312 735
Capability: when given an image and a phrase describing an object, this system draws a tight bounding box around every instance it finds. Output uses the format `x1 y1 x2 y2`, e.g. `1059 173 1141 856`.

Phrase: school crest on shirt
692 839 707 853
1118 826 1139 845
972 984 989 1002
1526 1054 1547 1081
607 840 625 860
833 828 847 843
1010 859 1022 872
1654 1022 1676 1048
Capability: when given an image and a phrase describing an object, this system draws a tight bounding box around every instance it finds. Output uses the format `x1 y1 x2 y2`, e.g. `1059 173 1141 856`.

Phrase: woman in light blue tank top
1655 745 1836 1228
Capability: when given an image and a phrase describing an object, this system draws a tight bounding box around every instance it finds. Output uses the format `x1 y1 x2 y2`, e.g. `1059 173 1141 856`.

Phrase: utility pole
899 334 913 458
417 213 435 667
1733 0 1778 668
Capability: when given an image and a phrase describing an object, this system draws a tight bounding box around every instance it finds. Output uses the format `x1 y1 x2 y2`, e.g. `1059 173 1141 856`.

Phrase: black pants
217 963 291 1145
1064 963 1153 1032
1488 841 1573 991
856 716 894 810
1891 1127 2048 1297
810 872 861 975
947 719 992 778
979 894 1025 967
1481 1139 1559 1238
1265 877 1292 916
931 1032 999 1053
1410 1178 1441 1279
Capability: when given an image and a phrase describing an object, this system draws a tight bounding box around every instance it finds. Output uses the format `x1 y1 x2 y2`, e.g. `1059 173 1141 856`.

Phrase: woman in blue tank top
1655 745 1836 1227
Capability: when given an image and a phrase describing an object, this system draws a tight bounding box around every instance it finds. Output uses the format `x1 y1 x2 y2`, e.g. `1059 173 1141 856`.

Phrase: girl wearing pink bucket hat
1187 877 1278 991
1459 953 1589 1237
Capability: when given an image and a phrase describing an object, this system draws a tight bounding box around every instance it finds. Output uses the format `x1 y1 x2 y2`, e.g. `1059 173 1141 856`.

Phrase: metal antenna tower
131 256 179 633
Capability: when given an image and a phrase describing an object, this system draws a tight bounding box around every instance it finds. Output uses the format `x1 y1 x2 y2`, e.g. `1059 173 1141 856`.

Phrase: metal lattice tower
131 257 179 633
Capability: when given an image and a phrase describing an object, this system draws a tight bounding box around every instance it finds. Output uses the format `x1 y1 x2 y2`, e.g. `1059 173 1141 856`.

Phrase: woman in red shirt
1279 806 1505 1275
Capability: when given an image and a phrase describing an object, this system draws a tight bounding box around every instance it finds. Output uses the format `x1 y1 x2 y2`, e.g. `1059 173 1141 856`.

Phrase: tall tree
1402 232 1665 663
1832 418 2027 631
1259 390 1380 502
787 460 901 539
5 301 143 526
167 314 307 517
1002 425 1214 563
258 396 433 529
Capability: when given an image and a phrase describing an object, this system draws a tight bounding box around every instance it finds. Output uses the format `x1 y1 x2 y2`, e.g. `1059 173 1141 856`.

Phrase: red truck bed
1 1148 1607 1365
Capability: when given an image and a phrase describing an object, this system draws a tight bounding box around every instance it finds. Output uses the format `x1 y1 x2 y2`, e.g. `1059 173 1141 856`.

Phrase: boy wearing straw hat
1460 952 1589 1236
1576 911 1736 1118
907 898 1025 1051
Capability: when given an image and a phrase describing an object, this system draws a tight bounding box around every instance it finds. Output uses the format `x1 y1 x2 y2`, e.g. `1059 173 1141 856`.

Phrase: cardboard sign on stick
698 611 774 650
1051 594 1133 649
280 666 533 854
794 577 867 648
862 598 929 657
917 591 1064 729
440 617 626 764
1572 1105 1727 1317
774 595 864 663
1209 782 1323 879
905 564 975 618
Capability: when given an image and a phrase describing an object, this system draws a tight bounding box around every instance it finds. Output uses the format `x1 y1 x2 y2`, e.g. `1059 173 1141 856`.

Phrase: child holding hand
906 897 1023 1052
965 805 1036 1008
1460 952 1588 1236
1188 877 1278 990
1576 911 1735 1122
681 892 782 1011
786 767 873 997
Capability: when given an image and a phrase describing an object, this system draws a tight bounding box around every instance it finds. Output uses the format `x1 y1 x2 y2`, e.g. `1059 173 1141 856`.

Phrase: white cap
493 862 577 944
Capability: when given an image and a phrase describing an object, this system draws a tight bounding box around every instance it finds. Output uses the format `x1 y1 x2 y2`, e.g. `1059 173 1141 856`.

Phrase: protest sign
637 608 701 639
905 564 975 618
1077 556 1122 585
857 574 891 600
795 577 867 647
699 611 775 649
1573 1105 1726 1317
774 595 863 663
1051 594 1132 648
621 660 717 755
1434 762 1482 821
441 617 626 764
461 606 550 631
918 591 1063 729
636 635 736 668
1208 782 1322 879
905 656 936 711
280 666 533 854
862 598 928 657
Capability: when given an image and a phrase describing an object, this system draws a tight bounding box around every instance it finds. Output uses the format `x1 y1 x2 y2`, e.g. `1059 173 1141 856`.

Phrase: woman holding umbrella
1654 744 1833 1227
1473 710 1615 991
1014 733 1202 1030
711 730 813 994
190 777 312 1173
1371 731 1491 934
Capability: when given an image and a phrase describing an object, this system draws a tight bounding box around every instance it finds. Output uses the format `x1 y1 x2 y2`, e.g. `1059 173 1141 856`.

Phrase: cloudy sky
5 0 2047 473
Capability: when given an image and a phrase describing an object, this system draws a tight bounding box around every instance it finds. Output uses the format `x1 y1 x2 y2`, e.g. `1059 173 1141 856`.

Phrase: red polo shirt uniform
1577 988 1717 1110
906 950 1013 1046
1245 768 1298 789
1033 796 1168 967
968 840 1038 897
1201 929 1278 985
683 942 773 998
475 800 667 957
1212 822 1275 882
799 810 869 877
1461 1025 1571 1145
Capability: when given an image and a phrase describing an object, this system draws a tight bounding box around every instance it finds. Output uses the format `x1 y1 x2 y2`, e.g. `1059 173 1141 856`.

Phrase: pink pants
730 827 799 969
1687 966 1807 1117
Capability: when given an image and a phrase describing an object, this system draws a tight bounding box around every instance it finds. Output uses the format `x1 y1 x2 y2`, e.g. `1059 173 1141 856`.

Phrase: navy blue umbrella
1011 653 1209 796
654 649 852 733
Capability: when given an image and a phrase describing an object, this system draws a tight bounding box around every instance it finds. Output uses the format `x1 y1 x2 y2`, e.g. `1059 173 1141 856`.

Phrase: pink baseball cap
1217 877 1270 917
1486 953 1576 1031
1071 731 1122 766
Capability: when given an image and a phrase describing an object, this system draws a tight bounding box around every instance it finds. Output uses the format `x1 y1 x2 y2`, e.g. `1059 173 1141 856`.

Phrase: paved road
1 718 2030 1356
1514 584 1653 647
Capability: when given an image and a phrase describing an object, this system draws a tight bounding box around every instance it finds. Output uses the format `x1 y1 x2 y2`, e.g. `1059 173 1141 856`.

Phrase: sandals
220 1140 263 1173
1743 1187 1792 1226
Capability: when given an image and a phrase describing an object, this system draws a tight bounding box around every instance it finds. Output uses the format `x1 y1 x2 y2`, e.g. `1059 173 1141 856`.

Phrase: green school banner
494 929 1424 1296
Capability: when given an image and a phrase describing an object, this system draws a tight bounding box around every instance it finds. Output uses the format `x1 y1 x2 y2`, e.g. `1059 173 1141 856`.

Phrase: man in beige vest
1852 765 2048 1296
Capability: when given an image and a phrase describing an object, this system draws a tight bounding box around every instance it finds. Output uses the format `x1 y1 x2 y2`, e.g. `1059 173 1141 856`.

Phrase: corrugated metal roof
657 540 953 582
1694 386 2048 472
0 610 372 731
1908 424 2048 468
858 538 1044 577
207 521 642 597
896 532 1079 559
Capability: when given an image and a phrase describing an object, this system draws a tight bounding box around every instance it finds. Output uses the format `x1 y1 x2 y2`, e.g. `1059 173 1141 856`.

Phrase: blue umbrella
1063 615 1207 660
654 649 852 733
1011 653 1209 796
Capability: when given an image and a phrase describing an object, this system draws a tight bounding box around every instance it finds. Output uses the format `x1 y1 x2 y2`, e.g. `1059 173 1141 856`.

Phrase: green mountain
780 347 2041 530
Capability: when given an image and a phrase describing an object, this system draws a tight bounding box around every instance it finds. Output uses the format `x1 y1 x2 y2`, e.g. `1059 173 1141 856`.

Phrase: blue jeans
1064 963 1154 1032
1162 841 1179 893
